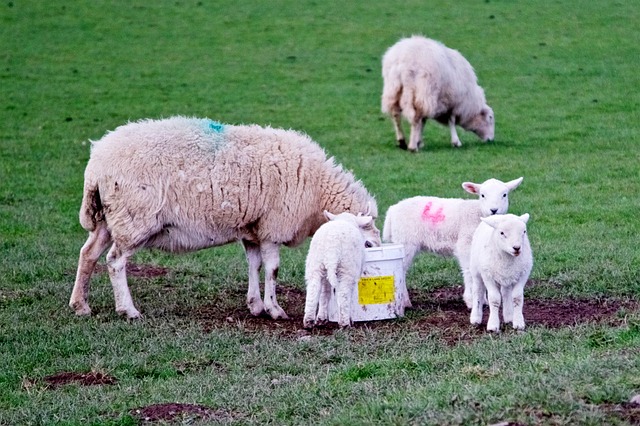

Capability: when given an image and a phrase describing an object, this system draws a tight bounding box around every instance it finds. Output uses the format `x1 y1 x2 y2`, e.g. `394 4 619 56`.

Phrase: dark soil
42 371 117 388
193 282 638 345
93 262 170 278
130 403 239 424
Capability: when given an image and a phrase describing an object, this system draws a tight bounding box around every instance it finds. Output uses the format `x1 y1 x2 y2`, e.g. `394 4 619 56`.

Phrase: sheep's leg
316 278 331 325
449 116 462 147
106 244 141 319
303 272 321 329
335 278 353 328
69 223 112 316
408 117 425 152
501 285 514 325
242 240 266 317
399 245 419 309
511 279 526 330
390 108 407 150
469 274 484 326
484 279 502 332
260 241 289 320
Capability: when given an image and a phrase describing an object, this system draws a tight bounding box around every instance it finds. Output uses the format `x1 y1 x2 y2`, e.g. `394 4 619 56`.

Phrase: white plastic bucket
329 243 407 322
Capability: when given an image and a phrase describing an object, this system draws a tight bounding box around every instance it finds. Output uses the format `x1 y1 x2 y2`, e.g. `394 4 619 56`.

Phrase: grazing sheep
303 211 381 328
70 117 379 320
381 35 494 152
383 177 523 309
469 213 533 332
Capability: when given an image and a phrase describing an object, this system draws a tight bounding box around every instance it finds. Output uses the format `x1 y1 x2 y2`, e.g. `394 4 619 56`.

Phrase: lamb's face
463 177 523 217
468 106 495 142
482 214 530 257
478 180 510 217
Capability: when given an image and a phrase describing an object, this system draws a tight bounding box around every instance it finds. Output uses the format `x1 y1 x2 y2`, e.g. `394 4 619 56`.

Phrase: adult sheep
381 35 494 152
70 116 379 320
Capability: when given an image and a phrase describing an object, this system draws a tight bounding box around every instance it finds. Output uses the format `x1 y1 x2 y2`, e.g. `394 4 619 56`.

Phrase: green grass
1 0 639 424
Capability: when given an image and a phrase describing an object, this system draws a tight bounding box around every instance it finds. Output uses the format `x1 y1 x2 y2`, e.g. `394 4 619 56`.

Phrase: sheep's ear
462 182 480 195
355 215 373 228
519 213 530 223
506 177 524 192
323 210 336 221
481 215 501 229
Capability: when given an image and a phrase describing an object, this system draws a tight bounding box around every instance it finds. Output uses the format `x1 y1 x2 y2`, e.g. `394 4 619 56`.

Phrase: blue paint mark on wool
207 120 225 133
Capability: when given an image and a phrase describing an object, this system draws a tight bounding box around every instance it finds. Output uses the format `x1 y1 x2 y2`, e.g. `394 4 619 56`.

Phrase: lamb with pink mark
382 177 523 309
469 213 533 332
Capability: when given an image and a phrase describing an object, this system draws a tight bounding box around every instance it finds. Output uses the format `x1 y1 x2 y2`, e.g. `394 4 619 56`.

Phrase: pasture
1 0 639 424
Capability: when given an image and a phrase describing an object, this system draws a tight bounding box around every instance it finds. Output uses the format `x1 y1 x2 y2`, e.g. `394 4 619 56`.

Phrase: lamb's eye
500 232 505 236
502 193 507 198
481 194 485 198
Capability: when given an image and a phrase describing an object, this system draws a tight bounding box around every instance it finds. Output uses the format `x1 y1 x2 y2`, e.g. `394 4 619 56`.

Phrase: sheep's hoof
117 307 142 319
451 140 462 148
266 305 289 320
397 139 407 150
247 299 266 317
71 303 92 316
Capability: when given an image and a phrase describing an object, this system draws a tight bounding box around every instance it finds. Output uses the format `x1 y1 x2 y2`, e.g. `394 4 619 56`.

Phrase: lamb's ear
481 215 502 229
462 181 480 195
519 213 530 224
355 215 374 228
323 210 336 221
506 177 524 192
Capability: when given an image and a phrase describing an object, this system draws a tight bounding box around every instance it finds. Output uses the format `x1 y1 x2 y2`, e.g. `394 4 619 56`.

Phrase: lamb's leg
303 272 321 329
511 279 527 330
69 223 112 316
106 244 141 319
260 241 289 320
242 240 266 317
484 278 502 332
449 116 462 147
408 117 425 152
316 277 331 325
390 108 407 150
469 274 484 326
501 285 514 325
335 278 353 328
400 246 419 309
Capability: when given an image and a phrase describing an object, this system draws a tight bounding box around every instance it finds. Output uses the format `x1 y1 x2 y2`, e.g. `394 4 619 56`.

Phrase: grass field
1 0 639 424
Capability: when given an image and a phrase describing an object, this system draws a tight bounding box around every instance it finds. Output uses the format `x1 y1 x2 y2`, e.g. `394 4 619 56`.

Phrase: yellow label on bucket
358 276 395 304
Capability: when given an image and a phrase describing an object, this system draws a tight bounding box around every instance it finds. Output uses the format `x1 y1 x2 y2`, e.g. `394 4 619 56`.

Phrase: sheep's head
462 176 523 217
482 213 530 257
466 106 494 142
323 210 382 248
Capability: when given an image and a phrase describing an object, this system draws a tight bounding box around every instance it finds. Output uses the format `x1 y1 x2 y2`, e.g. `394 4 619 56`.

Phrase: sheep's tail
79 176 103 232
381 65 403 115
382 208 393 243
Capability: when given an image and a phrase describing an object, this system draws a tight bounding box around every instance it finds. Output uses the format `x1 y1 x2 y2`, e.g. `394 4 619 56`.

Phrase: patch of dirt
130 403 239 424
93 262 169 278
42 371 117 388
192 283 638 345
599 401 640 425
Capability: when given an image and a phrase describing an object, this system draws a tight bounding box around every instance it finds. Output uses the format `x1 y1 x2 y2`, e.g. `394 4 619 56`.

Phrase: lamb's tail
382 208 394 243
79 176 104 232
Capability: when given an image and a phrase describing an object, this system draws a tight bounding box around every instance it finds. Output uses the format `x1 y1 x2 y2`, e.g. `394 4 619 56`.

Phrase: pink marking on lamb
421 201 446 225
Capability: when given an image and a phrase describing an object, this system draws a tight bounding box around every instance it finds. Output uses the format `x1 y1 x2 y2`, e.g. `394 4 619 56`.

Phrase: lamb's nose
490 209 498 215
513 246 521 255
365 241 373 248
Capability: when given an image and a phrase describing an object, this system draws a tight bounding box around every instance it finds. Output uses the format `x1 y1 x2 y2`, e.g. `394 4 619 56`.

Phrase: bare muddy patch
42 371 117 388
190 283 638 344
130 403 240 424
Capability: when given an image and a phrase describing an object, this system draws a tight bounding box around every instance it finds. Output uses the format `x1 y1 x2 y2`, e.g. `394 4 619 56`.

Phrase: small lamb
303 211 381 328
383 177 523 309
469 213 533 332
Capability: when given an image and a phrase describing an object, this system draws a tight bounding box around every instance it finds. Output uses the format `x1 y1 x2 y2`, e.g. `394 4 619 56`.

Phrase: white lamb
303 211 381 328
381 35 494 152
70 117 379 320
383 177 523 309
469 213 533 332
